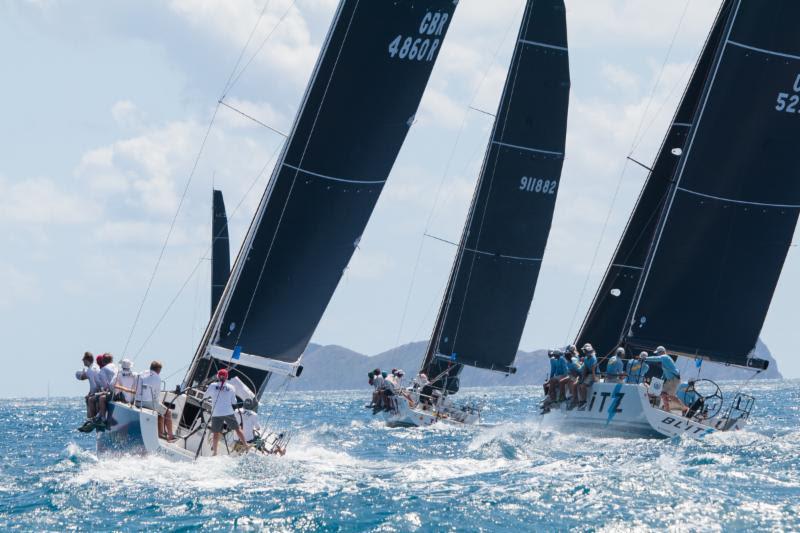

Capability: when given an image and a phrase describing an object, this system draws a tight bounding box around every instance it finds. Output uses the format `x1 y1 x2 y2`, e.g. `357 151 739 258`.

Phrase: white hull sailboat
543 0 800 440
376 0 571 427
541 381 752 439
95 0 460 457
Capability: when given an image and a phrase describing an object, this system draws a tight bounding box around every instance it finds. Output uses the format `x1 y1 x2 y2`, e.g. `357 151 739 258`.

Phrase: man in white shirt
76 352 101 431
94 353 118 428
135 360 174 441
75 352 99 417
204 369 248 455
112 359 137 403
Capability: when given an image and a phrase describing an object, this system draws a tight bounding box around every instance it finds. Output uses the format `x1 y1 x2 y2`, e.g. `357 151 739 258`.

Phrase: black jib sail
586 0 800 370
575 0 734 359
184 0 459 396
211 189 230 315
421 0 570 392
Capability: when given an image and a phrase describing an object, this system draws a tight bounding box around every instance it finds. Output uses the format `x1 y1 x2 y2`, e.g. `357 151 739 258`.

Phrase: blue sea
1 380 799 531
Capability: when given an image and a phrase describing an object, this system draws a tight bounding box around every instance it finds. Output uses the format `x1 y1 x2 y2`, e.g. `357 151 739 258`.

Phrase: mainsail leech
421 0 570 392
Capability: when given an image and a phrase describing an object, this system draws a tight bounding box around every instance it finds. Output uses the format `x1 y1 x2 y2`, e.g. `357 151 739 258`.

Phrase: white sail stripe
677 186 800 209
464 247 543 262
283 163 386 185
491 140 563 157
672 122 692 127
612 264 644 271
727 39 800 61
518 38 568 52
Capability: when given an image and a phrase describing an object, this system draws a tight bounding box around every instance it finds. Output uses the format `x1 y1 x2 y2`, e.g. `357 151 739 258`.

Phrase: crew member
575 344 598 408
76 352 100 431
646 346 684 412
605 347 626 383
204 369 248 456
112 359 137 403
135 360 174 441
626 352 650 384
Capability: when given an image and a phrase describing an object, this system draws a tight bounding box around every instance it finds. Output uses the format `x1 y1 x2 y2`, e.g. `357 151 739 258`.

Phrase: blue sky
1 0 797 398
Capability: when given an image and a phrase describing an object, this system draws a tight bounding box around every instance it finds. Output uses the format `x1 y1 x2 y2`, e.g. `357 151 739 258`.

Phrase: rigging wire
391 3 525 353
132 141 284 362
562 0 693 345
124 0 295 362
121 104 221 359
221 0 299 100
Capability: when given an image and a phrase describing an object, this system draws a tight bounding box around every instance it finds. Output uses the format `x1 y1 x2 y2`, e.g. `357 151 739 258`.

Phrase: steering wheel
687 379 724 419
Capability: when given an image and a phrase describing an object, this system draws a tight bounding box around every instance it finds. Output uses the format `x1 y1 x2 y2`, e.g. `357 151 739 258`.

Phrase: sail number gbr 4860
387 11 450 62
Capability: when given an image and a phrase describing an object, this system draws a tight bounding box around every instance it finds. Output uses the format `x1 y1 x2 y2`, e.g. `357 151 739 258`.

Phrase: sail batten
420 0 570 391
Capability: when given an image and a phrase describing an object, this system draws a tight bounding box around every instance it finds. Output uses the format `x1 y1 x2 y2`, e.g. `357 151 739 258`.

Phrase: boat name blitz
388 11 450 62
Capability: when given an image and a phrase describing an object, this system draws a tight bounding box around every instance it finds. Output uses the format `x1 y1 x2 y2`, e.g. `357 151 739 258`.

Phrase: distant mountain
271 338 781 391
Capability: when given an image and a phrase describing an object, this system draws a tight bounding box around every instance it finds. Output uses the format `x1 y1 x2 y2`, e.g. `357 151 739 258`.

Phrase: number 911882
520 177 557 194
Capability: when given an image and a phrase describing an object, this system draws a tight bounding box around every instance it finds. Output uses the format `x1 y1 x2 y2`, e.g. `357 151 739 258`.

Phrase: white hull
541 382 747 439
97 391 283 459
382 391 481 428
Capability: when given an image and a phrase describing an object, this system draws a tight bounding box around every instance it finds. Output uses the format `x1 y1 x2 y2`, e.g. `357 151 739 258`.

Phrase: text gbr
388 11 450 62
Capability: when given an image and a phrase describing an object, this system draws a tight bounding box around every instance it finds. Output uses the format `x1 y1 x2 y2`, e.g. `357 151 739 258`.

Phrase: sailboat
543 0 800 438
381 0 570 428
95 0 460 458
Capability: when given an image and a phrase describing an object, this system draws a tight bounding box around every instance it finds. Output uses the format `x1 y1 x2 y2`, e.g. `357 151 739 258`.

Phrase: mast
622 0 800 368
576 0 736 359
421 0 570 393
183 0 460 398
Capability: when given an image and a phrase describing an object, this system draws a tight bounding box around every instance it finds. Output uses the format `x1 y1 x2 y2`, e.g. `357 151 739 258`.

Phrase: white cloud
0 176 96 225
111 100 145 129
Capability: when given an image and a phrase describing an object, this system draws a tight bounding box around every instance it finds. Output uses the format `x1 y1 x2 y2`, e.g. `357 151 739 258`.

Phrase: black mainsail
211 189 230 315
184 0 459 396
576 0 735 359
420 0 570 392
581 0 800 369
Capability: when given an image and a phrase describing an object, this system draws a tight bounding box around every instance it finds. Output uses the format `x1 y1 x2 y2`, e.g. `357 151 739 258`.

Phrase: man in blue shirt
545 350 568 405
626 352 650 384
645 346 682 412
574 343 598 408
560 352 581 405
605 347 626 383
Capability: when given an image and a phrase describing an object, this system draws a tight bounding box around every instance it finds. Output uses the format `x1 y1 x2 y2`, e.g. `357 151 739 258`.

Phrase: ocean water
1 380 799 532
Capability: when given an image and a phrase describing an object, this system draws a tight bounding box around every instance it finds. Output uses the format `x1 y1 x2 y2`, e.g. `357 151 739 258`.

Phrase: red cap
217 369 228 380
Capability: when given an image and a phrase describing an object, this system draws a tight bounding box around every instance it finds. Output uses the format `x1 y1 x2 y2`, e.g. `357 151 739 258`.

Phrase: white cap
655 346 666 355
121 359 133 370
582 343 594 352
616 347 625 356
639 351 649 358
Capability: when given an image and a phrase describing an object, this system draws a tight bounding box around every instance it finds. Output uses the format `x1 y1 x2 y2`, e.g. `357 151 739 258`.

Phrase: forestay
185 0 459 395
625 0 800 367
576 0 735 359
421 0 570 391
211 189 230 315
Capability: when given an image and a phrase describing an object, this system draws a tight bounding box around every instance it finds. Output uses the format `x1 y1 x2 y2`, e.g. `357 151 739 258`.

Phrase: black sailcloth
625 0 800 367
575 0 734 359
421 0 570 391
211 189 230 315
198 0 458 382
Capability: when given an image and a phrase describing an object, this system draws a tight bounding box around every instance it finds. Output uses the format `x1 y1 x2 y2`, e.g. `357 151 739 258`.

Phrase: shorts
210 414 239 433
551 374 567 381
580 375 596 386
663 378 680 396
